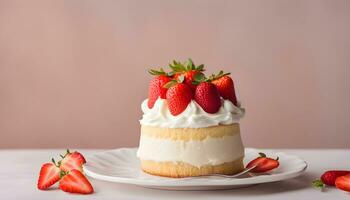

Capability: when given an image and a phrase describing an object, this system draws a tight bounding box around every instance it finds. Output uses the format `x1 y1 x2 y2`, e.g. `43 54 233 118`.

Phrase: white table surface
0 149 349 200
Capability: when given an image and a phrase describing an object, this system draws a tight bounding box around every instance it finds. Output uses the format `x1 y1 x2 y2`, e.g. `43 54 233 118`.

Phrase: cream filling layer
137 133 245 167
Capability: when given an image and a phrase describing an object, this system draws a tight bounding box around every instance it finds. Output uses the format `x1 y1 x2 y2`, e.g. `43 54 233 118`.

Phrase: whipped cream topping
140 98 245 128
137 133 245 167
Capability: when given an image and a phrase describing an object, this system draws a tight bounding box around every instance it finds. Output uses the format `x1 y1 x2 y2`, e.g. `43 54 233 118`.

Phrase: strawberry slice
37 160 61 190
59 150 86 172
336 174 350 192
246 152 279 173
59 169 94 194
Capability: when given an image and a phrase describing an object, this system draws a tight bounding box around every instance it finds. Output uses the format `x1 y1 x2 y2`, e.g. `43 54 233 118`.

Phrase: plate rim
83 147 308 187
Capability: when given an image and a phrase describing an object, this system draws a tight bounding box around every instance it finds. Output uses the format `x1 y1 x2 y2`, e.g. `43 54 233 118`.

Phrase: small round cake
137 59 245 178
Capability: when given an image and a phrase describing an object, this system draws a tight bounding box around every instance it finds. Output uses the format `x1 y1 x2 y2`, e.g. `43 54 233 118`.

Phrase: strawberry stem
258 152 267 158
60 171 67 178
52 158 59 167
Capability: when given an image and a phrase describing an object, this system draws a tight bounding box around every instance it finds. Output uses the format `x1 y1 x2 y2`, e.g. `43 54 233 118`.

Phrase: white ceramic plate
83 148 307 190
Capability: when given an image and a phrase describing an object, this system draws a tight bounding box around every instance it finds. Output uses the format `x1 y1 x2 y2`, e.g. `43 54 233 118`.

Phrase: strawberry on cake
137 59 245 178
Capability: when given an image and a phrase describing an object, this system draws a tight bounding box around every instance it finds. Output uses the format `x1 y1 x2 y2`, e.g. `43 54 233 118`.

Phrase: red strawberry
246 152 279 173
60 150 86 172
212 75 237 106
322 171 350 186
37 162 61 190
313 170 350 188
147 75 171 108
174 70 204 90
194 82 221 113
59 169 94 194
335 174 350 192
166 83 192 116
170 59 205 91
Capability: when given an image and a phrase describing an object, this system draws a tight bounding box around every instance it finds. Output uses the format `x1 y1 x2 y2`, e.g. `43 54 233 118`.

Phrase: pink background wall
1 0 350 148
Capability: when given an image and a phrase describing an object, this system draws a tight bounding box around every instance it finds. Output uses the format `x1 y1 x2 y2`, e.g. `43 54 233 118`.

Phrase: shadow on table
93 171 318 198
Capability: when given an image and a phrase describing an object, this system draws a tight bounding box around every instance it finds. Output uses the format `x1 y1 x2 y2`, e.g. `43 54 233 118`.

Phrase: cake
137 59 245 178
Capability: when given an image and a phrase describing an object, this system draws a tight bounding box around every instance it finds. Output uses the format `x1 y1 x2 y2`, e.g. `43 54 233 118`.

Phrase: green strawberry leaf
196 64 204 71
194 73 205 82
312 180 325 189
167 71 175 77
192 73 207 85
207 70 231 81
148 68 167 75
163 80 178 89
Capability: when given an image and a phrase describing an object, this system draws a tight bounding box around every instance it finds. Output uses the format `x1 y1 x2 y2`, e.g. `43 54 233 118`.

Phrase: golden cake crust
140 158 244 178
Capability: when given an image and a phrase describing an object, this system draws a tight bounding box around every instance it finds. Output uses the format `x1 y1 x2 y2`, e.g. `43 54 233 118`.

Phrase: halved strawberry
59 169 94 194
37 160 61 190
246 152 279 173
147 74 172 109
194 82 221 113
59 150 86 172
211 71 237 106
165 82 192 116
335 174 350 192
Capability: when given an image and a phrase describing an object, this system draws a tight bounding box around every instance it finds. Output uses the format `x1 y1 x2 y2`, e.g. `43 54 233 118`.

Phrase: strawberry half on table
246 152 280 173
59 169 94 194
37 149 94 195
37 160 61 190
335 174 350 192
59 149 86 172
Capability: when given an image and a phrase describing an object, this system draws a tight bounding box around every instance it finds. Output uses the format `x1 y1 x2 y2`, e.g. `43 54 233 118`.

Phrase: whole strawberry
166 82 192 116
147 73 172 109
313 170 350 188
211 72 237 106
170 59 205 91
194 82 221 113
174 70 204 91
